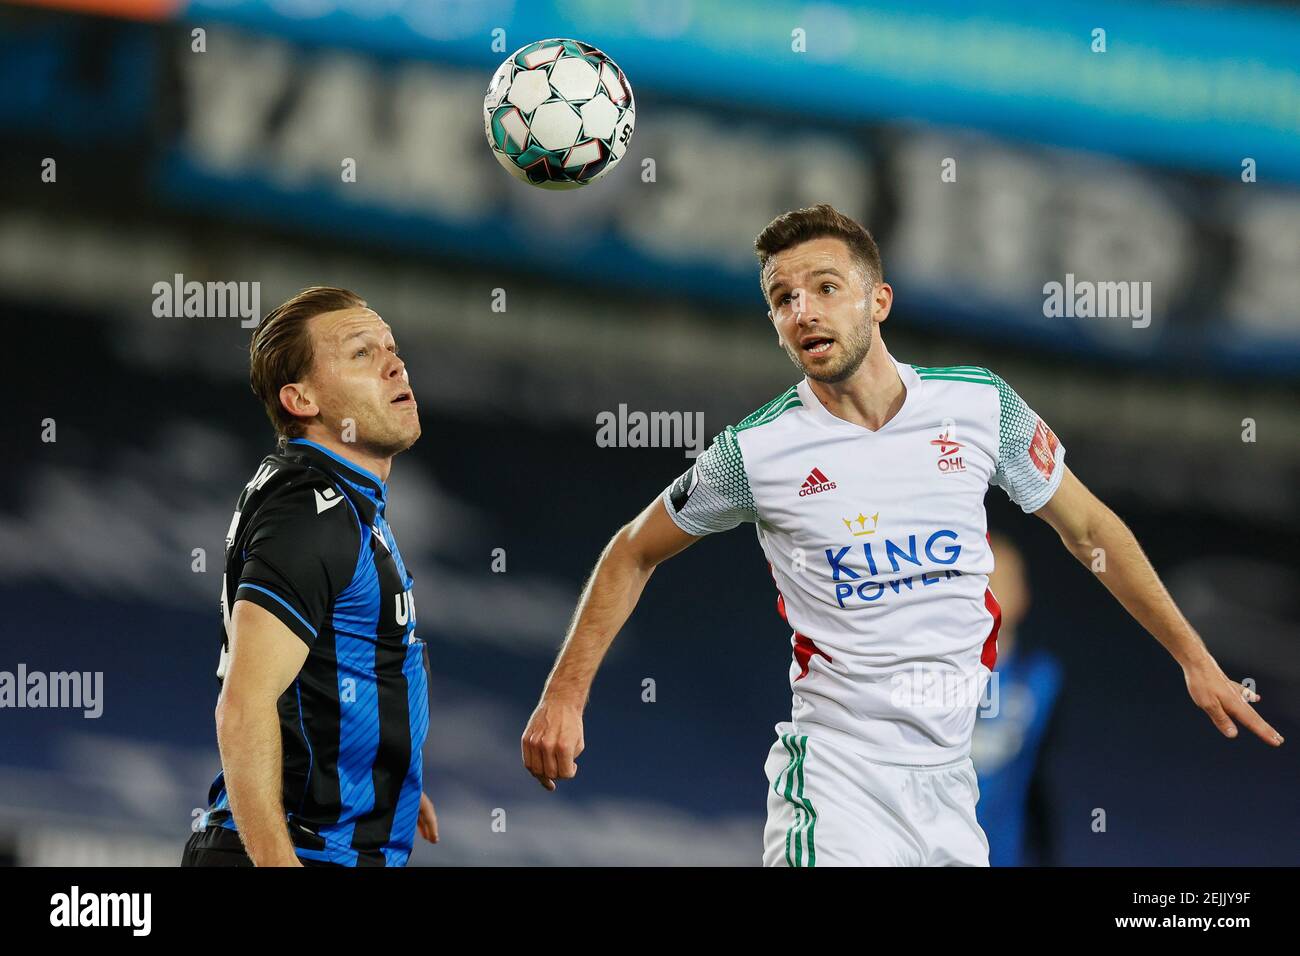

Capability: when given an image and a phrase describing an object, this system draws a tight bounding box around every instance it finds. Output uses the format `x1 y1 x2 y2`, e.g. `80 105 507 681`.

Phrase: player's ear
869 281 893 324
279 382 319 422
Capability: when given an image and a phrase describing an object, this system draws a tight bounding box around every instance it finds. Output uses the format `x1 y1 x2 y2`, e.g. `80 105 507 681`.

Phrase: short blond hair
249 286 366 439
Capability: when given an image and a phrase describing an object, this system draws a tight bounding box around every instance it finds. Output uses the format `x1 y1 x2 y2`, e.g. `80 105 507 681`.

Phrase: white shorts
762 722 989 867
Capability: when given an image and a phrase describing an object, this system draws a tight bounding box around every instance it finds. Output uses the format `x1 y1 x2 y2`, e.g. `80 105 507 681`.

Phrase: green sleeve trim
737 385 802 432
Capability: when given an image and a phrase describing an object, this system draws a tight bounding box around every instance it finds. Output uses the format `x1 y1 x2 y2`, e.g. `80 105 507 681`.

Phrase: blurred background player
972 531 1064 867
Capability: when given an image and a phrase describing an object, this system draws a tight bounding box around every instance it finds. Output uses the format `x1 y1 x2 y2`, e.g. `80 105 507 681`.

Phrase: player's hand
521 696 585 791
1182 655 1283 747
417 791 439 844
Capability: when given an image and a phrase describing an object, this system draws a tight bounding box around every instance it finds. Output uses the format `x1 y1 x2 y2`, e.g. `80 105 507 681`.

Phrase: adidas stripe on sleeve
661 425 758 535
989 371 1067 513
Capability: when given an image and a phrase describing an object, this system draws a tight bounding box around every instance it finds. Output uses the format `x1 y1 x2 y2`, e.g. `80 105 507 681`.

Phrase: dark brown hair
754 203 883 299
249 286 366 440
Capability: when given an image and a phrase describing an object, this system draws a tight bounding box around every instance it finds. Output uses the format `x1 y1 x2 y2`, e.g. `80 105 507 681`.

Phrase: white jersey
662 354 1066 765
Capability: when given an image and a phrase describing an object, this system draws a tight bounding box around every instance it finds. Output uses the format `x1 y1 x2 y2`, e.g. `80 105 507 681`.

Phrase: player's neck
804 341 905 432
295 430 392 484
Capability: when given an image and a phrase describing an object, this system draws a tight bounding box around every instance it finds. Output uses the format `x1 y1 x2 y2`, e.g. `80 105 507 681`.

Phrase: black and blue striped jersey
202 438 429 867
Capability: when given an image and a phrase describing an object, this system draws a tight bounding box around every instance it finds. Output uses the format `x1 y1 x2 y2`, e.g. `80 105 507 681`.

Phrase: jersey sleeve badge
1029 418 1060 480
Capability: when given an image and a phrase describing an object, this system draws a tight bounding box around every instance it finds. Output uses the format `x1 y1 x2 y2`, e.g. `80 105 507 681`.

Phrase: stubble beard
335 403 421 459
784 311 874 384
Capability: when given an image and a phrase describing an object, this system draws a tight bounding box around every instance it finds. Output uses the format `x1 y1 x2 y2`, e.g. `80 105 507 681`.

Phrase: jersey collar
285 438 388 504
797 354 920 434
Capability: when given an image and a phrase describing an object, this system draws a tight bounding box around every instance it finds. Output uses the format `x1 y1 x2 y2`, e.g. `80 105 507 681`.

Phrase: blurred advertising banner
2 6 1298 376
156 25 1297 376
177 0 1300 182
6 0 179 18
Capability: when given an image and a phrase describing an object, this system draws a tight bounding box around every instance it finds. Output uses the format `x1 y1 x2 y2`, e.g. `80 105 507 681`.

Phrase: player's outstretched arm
522 495 701 791
217 600 311 865
1034 466 1283 748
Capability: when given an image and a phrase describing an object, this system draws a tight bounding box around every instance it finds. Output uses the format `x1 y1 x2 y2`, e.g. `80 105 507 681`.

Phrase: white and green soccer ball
483 38 636 189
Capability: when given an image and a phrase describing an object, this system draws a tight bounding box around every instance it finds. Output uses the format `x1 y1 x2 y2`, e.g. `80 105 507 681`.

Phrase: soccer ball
483 38 636 189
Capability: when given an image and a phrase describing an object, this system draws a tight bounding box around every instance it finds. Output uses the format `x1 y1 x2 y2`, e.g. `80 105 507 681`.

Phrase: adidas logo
798 467 837 497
